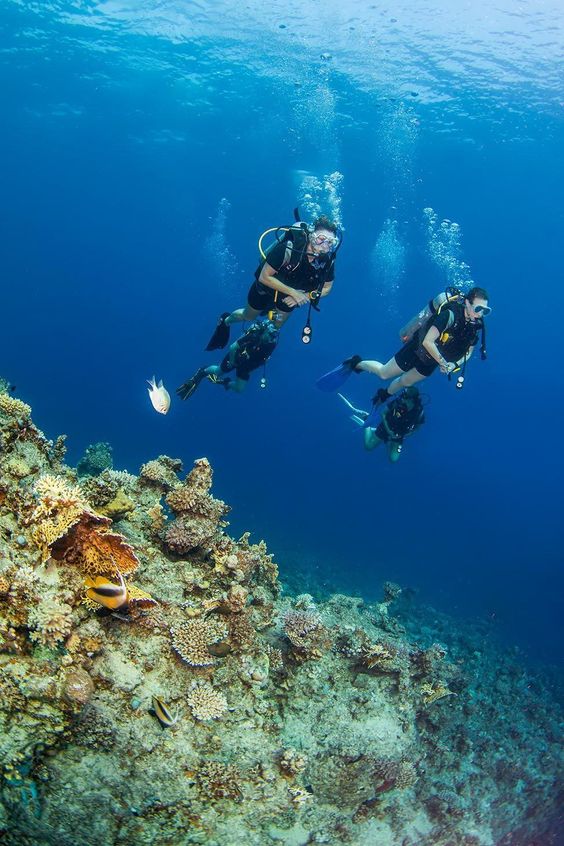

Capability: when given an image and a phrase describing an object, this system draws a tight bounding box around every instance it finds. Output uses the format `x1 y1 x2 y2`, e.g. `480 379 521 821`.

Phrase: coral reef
186 680 228 721
0 392 562 846
76 442 113 477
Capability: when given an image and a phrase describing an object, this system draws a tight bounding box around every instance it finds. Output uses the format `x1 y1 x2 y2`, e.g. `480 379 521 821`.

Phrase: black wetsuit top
415 303 481 365
255 240 335 294
220 328 278 380
378 398 425 442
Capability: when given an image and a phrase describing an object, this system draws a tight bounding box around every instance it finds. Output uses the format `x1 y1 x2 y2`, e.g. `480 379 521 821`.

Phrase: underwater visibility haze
0 1 563 844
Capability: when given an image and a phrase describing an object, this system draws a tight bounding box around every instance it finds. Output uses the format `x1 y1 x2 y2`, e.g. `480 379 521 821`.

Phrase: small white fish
147 376 171 415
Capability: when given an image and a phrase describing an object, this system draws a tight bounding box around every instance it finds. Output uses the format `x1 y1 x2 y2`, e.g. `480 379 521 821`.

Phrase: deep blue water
1 0 563 664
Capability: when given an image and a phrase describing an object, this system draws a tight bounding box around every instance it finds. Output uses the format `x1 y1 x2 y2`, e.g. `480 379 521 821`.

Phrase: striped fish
152 696 178 728
85 572 128 610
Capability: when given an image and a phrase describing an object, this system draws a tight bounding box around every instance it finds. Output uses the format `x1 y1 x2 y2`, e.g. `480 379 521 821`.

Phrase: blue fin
363 406 381 429
316 363 354 393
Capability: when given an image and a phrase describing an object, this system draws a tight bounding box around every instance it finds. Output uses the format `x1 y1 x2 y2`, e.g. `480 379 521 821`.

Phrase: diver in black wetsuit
352 287 491 404
176 319 279 399
340 387 425 462
205 216 339 350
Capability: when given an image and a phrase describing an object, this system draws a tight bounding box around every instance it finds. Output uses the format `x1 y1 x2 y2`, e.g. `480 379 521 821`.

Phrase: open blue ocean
3 0 562 663
0 4 563 842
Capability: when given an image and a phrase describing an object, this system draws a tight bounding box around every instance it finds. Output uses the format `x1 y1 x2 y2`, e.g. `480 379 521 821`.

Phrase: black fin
205 312 231 351
176 368 207 401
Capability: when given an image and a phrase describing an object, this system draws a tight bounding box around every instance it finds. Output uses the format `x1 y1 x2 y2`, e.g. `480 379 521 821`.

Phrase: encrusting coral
0 389 562 846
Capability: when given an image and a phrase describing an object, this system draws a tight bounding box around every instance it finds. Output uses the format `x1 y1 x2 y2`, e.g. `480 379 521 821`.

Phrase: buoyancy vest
415 301 482 363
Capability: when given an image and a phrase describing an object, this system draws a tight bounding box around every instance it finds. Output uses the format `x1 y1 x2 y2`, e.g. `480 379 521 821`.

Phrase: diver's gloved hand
342 355 363 373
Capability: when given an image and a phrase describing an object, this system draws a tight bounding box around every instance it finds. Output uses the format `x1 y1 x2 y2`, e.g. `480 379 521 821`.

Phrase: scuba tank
399 287 463 343
257 208 343 345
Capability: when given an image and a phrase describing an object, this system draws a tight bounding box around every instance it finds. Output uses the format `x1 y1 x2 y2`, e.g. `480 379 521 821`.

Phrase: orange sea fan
51 518 139 578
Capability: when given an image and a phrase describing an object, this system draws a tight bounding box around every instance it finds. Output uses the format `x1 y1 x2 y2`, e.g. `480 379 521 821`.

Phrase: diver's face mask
310 230 337 254
466 299 491 319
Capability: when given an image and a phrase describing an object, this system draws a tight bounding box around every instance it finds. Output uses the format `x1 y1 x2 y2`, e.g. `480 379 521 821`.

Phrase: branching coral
76 442 113 478
195 761 242 801
27 598 74 648
79 470 120 508
164 459 229 546
278 748 308 777
163 515 218 554
373 758 418 793
139 455 183 490
30 475 90 559
186 681 228 721
228 613 257 654
171 618 229 667
283 607 329 660
0 394 31 420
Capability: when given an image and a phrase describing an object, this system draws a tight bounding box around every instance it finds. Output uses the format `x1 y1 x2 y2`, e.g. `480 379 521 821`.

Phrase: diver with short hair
340 387 425 462
205 215 340 350
177 318 279 399
317 287 490 404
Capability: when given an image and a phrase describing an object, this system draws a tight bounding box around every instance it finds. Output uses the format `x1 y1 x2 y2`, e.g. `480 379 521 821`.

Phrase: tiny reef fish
85 572 128 610
147 376 171 414
152 696 178 728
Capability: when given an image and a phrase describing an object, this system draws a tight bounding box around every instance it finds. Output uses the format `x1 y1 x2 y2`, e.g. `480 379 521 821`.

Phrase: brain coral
186 681 228 721
171 618 229 667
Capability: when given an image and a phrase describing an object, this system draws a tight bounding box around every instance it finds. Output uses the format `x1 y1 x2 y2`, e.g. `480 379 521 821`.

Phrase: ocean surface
1 0 563 668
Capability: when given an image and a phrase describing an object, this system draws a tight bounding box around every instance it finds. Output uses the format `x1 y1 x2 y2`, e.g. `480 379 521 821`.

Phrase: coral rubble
0 392 562 846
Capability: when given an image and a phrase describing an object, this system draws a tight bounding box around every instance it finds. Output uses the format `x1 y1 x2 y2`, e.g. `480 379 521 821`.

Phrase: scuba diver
176 318 279 399
339 387 425 462
206 212 341 350
317 286 490 404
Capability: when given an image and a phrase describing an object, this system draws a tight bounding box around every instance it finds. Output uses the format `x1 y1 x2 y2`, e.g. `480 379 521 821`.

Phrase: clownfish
152 696 178 728
85 572 128 610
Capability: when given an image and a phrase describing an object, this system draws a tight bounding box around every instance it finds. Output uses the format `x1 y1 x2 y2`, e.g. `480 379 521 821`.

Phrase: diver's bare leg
358 358 403 379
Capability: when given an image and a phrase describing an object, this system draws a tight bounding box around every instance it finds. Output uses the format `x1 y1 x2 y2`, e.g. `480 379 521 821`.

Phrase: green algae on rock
0 391 562 846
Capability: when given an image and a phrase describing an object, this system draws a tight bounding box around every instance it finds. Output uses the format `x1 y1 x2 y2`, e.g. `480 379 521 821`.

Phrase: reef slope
0 390 562 845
